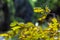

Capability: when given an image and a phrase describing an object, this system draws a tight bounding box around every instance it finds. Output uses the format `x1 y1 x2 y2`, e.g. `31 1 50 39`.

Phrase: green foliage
0 0 60 40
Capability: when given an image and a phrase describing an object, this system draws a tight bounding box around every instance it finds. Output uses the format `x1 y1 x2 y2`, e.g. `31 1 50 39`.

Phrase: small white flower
35 22 39 26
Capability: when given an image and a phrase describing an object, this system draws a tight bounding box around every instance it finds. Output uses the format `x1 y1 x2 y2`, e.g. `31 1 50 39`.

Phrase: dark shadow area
0 0 10 33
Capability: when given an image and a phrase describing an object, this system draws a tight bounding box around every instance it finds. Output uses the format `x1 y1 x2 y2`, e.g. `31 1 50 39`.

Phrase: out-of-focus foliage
0 0 60 40
29 0 37 8
3 0 16 22
32 5 51 23
0 18 60 40
30 0 60 10
2 0 60 22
